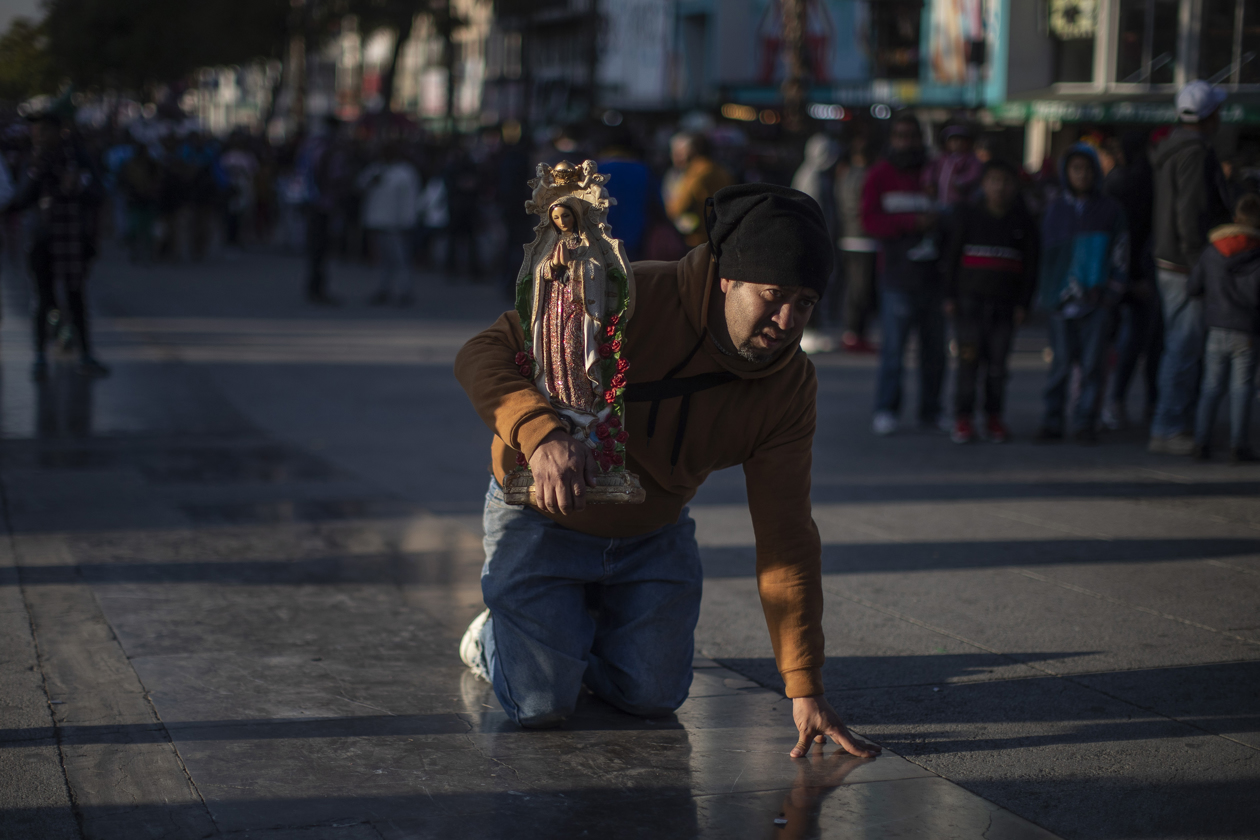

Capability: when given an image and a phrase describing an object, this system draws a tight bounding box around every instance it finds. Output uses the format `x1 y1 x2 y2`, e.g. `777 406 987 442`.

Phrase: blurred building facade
184 0 1260 163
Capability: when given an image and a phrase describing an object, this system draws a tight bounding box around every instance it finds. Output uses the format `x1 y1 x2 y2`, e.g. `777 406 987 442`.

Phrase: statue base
503 470 646 505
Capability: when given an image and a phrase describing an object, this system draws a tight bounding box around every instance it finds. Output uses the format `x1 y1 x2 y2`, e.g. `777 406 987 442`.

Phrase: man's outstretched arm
743 370 880 759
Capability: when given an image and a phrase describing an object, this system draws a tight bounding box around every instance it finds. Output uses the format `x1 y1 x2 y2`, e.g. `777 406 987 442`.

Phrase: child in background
1189 193 1260 462
942 160 1039 443
1035 144 1129 444
924 125 984 209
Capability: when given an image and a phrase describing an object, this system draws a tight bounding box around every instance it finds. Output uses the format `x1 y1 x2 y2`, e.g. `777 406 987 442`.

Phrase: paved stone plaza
0 248 1257 839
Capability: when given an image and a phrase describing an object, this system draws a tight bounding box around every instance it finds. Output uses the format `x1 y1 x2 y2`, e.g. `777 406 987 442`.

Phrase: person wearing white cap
1148 80 1232 455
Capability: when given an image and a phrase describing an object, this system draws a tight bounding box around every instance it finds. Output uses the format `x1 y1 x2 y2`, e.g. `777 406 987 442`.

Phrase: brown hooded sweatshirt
453 244 825 697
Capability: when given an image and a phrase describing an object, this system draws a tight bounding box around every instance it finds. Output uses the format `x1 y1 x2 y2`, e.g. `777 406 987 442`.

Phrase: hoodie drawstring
622 328 739 469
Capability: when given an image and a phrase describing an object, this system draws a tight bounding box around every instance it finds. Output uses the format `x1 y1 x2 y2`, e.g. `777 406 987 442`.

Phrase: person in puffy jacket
1189 193 1260 462
1035 144 1128 444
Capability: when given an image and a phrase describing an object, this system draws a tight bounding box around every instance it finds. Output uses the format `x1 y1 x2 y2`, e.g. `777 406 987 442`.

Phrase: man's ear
719 277 734 294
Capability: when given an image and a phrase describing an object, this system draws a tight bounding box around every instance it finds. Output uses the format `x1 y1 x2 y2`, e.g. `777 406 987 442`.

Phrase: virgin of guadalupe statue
534 196 602 416
504 160 644 505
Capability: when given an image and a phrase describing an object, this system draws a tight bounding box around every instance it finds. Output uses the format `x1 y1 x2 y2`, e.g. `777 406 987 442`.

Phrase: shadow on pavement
4 534 1255 586
701 538 1260 577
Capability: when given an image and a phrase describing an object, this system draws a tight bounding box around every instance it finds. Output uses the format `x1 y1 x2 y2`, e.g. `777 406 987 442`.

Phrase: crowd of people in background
0 79 1256 459
805 80 1256 462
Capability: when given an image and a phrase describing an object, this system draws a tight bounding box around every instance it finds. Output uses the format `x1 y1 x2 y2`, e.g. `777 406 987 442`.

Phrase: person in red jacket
861 114 945 436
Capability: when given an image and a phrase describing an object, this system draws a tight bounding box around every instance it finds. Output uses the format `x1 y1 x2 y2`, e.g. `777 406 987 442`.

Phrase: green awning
991 99 1260 124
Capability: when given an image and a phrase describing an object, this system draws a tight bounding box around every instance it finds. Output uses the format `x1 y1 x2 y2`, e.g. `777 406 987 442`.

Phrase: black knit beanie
707 183 833 294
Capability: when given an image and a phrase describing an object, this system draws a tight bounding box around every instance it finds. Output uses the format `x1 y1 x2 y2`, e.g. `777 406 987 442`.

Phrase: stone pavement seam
0 477 82 840
1012 567 1260 646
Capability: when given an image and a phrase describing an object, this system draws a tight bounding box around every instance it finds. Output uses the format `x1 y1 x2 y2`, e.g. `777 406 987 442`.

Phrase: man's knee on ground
506 689 578 729
515 707 571 729
603 682 688 718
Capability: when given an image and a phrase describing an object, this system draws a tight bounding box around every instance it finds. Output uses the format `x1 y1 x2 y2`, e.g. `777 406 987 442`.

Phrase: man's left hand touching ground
790 696 881 758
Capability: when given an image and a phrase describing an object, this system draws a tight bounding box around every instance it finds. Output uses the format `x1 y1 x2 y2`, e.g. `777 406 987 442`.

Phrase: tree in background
10 0 461 123
352 0 463 116
42 0 291 94
0 18 56 101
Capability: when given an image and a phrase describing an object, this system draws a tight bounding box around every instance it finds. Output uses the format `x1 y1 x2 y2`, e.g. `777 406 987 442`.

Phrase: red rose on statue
615 430 629 443
605 325 616 338
611 453 624 466
596 423 610 439
603 389 617 404
609 415 621 428
611 373 626 388
616 358 630 373
608 314 620 326
515 452 527 466
518 364 533 377
610 340 622 352
603 439 615 453
598 344 613 359
514 351 529 366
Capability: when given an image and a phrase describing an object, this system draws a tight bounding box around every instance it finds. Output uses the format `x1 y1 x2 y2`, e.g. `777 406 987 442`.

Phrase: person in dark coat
1188 193 1260 462
1035 144 1129 443
11 113 108 379
941 160 1039 444
1148 81 1232 454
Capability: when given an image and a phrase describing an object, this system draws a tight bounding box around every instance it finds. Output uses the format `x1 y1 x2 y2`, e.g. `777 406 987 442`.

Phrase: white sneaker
872 411 898 436
459 609 491 682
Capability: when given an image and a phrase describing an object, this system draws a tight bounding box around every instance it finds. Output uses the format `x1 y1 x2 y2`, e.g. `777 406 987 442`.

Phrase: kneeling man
454 183 878 758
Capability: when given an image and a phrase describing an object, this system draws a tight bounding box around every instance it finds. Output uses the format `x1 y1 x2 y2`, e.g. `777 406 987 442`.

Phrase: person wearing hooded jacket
1188 193 1260 462
454 184 880 761
1036 144 1129 444
861 114 945 436
1148 81 1233 455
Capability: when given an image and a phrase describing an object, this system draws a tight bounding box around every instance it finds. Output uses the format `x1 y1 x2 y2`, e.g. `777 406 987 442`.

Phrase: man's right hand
529 429 598 515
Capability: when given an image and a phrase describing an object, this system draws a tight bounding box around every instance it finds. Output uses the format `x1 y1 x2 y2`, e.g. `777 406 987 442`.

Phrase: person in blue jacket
1036 144 1128 444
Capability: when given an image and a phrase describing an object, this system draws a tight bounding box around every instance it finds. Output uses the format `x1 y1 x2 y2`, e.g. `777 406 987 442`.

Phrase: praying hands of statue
550 243 574 275
529 429 598 515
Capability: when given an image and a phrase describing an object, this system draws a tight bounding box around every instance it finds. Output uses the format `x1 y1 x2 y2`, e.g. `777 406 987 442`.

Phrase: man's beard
735 339 773 364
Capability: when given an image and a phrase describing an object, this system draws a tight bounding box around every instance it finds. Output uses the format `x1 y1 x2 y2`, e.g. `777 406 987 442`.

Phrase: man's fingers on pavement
828 726 880 758
790 730 815 757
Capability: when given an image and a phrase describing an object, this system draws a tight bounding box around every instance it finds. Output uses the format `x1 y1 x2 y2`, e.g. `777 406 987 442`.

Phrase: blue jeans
1043 307 1111 433
1151 269 1206 437
874 287 946 421
478 479 702 728
1194 328 1257 450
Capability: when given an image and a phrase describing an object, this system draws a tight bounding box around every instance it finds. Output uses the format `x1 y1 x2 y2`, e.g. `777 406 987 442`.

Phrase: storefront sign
992 99 1260 124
